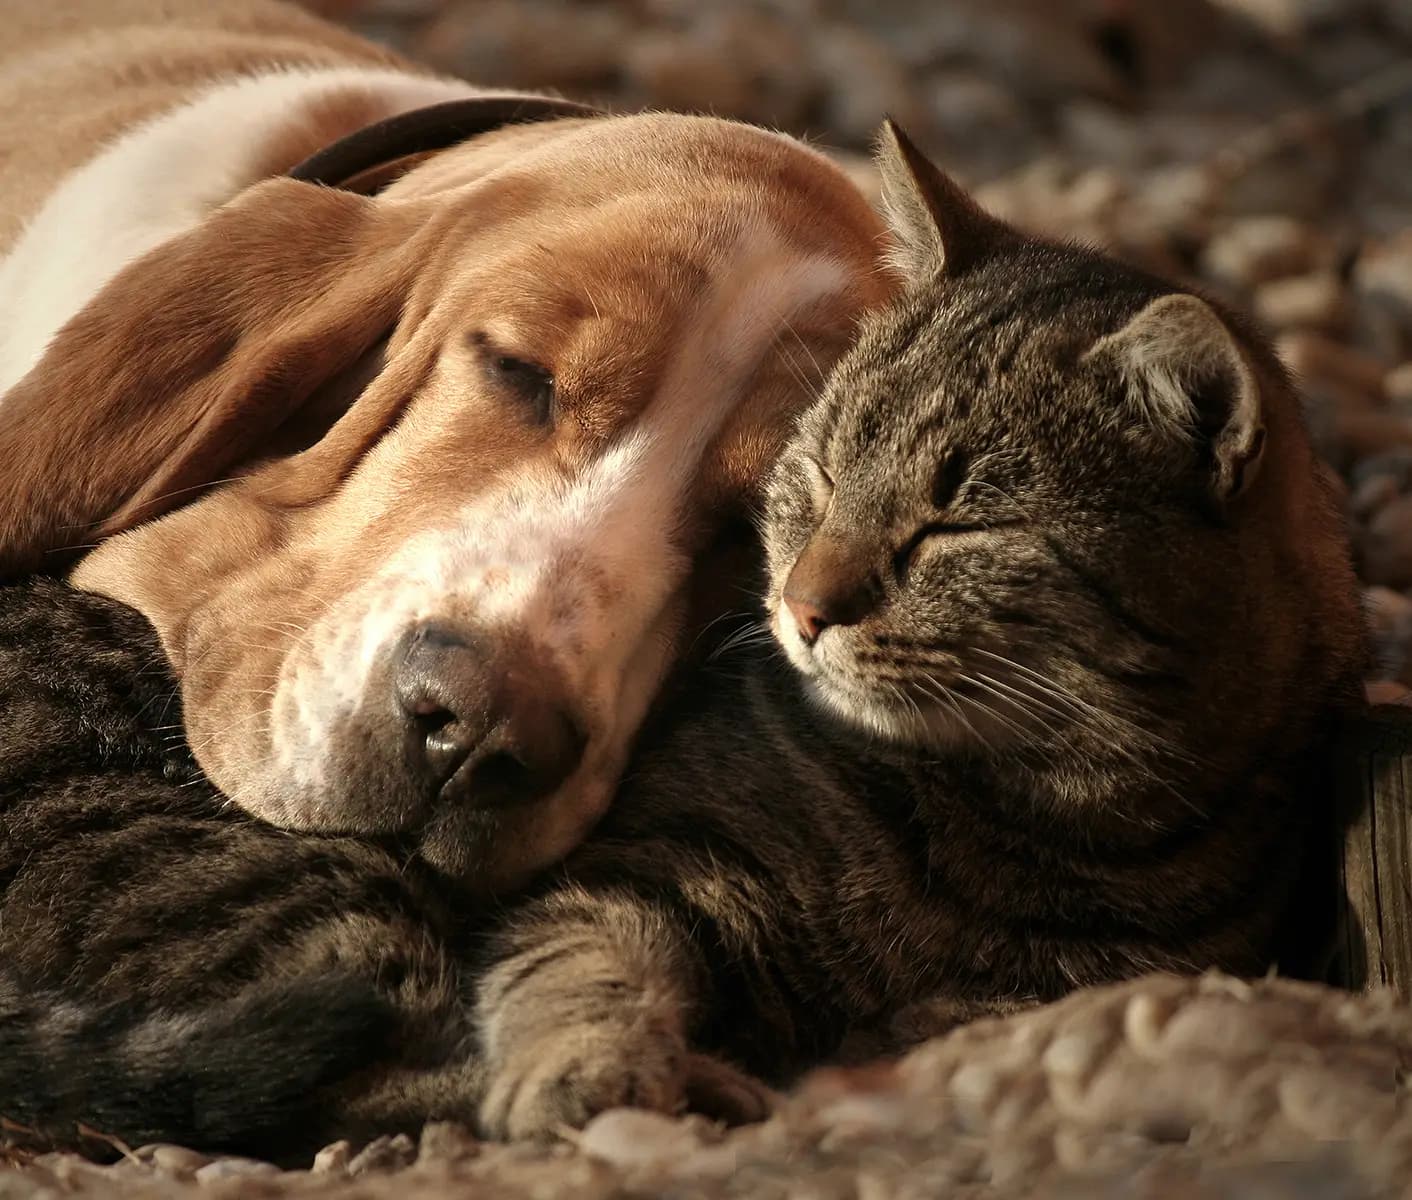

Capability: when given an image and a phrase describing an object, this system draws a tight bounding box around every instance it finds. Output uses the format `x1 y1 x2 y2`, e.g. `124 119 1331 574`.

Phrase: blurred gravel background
308 0 1412 688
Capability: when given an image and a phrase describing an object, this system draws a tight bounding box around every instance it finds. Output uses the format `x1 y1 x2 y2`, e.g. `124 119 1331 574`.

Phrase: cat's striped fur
0 581 484 1157
0 131 1364 1159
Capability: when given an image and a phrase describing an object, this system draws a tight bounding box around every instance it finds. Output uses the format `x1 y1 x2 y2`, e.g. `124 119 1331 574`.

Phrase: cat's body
0 130 1364 1160
0 581 487 1158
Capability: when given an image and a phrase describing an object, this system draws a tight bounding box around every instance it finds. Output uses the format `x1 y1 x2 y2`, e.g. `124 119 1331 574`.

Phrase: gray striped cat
0 125 1364 1161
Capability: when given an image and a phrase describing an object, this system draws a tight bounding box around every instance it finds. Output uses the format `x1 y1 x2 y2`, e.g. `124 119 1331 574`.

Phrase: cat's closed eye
892 518 994 582
885 449 974 579
803 456 835 513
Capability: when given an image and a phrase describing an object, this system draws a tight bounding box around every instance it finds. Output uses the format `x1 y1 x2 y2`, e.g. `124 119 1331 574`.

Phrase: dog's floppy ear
0 178 432 577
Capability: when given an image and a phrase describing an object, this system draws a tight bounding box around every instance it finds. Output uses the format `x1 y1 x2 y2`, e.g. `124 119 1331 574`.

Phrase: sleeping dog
0 0 893 892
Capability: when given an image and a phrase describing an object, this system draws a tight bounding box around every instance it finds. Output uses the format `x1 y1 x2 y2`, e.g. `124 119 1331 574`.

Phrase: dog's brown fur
0 0 412 251
0 0 894 891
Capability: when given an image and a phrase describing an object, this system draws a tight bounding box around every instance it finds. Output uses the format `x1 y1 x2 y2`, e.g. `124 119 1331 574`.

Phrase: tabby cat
0 125 1364 1161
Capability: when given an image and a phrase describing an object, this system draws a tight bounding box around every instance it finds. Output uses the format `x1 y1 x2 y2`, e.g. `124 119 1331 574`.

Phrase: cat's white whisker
708 621 776 662
909 673 993 754
687 608 752 656
966 668 1081 730
967 479 1033 521
951 675 1040 746
971 647 1210 776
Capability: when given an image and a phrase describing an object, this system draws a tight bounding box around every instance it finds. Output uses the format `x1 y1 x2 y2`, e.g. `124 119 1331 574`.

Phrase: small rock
133 1143 211 1177
1386 363 1412 414
1061 101 1148 167
813 24 920 148
1332 410 1412 471
624 32 745 116
1355 291 1412 365
926 71 1035 173
1361 494 1412 590
1350 472 1399 522
1183 50 1304 112
1363 586 1412 677
311 1139 352 1175
193 1156 282 1185
951 1 1130 105
1130 164 1215 241
623 10 814 128
1106 0 1237 88
1381 0 1412 37
1254 272 1350 335
1365 680 1412 707
1063 167 1129 231
1291 361 1381 468
1353 233 1412 359
975 158 1076 239
1222 144 1342 221
412 0 625 91
1277 331 1388 403
1206 0 1349 38
347 1132 417 1176
1350 448 1412 493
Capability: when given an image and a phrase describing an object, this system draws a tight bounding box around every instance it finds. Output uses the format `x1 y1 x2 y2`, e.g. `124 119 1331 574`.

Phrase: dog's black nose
393 621 585 809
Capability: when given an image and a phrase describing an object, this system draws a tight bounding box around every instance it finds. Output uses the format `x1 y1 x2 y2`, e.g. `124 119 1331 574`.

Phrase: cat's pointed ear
875 119 1008 278
1086 293 1266 502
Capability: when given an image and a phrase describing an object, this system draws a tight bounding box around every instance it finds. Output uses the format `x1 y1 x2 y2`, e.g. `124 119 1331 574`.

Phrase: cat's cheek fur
772 600 816 674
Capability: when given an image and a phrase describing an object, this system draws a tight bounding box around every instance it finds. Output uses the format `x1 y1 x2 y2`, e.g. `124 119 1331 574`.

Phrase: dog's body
0 0 892 891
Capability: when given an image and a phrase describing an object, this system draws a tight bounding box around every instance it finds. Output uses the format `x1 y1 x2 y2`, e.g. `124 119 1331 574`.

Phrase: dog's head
0 113 891 893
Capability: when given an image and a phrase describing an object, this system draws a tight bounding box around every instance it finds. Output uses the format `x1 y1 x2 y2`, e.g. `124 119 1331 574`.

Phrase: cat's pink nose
782 536 883 646
785 595 831 645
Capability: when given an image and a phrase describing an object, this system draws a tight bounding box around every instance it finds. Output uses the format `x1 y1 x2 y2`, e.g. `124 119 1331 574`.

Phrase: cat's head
764 123 1363 780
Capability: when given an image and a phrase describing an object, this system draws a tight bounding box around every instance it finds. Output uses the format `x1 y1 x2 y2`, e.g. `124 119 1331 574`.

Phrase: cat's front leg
474 885 771 1141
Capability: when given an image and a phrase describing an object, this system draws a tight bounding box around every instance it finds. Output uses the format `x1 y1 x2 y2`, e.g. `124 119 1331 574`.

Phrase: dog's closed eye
471 332 555 425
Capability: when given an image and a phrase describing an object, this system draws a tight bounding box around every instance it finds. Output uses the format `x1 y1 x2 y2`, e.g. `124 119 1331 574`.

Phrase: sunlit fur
763 240 1363 824
0 159 1370 1161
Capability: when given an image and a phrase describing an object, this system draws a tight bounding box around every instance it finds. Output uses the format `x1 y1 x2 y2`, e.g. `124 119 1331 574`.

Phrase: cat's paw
477 1027 774 1142
681 1050 776 1126
478 1020 688 1141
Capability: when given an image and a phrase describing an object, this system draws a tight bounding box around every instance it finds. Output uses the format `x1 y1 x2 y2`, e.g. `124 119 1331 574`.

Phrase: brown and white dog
0 0 892 892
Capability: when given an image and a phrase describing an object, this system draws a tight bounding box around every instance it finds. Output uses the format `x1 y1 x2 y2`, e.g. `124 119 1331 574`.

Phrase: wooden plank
1378 753 1412 990
1335 704 1412 997
1336 735 1378 992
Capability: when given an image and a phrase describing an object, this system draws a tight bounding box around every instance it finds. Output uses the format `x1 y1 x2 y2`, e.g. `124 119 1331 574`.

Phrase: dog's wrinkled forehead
256 205 859 842
302 212 853 688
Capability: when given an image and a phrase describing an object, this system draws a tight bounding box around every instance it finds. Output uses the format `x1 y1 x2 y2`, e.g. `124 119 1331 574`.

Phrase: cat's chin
773 609 992 751
799 673 994 752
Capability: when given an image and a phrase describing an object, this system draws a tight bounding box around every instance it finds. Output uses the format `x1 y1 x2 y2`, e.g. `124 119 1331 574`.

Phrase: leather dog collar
288 94 600 193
